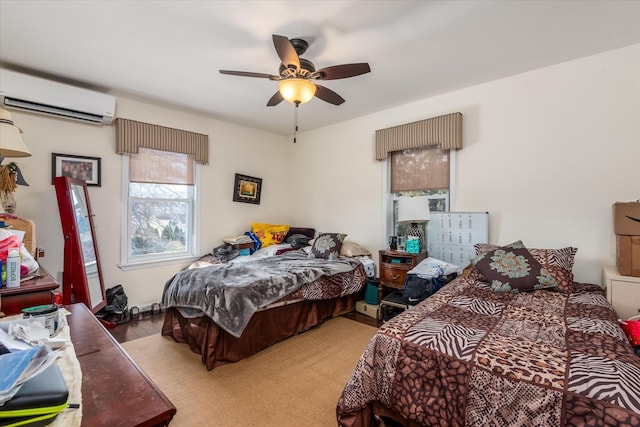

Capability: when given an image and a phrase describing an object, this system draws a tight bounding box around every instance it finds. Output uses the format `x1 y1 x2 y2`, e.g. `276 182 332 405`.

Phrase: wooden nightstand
603 266 640 319
378 249 427 303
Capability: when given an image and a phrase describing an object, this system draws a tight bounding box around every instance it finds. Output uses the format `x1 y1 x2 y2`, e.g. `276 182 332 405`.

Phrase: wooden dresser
67 303 176 426
0 270 59 316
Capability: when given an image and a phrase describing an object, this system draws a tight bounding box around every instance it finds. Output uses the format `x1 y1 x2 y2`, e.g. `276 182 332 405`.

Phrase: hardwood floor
341 310 383 328
109 308 382 344
109 310 166 343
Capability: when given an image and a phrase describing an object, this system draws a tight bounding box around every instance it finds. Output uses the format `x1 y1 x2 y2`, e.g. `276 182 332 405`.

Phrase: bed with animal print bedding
161 228 369 370
337 243 640 427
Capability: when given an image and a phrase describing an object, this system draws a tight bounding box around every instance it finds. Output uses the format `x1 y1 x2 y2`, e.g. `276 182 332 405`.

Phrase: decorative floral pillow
308 233 347 260
474 242 577 293
472 241 559 293
251 223 290 248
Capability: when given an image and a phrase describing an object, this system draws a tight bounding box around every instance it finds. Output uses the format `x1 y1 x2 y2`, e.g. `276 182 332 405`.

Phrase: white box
359 257 375 278
355 300 380 319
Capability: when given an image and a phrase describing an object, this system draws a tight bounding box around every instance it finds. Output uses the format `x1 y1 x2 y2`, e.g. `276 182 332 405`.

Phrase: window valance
374 112 462 160
115 118 209 164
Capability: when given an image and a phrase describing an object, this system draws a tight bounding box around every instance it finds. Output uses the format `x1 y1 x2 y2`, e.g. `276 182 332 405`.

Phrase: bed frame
161 226 366 369
162 293 361 370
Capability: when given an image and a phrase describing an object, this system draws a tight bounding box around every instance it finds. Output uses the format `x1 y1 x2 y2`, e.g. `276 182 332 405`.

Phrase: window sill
118 255 200 271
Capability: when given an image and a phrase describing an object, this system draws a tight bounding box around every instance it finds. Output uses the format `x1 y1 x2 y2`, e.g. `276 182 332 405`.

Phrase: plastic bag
0 228 21 262
619 315 640 347
20 246 39 275
0 228 39 276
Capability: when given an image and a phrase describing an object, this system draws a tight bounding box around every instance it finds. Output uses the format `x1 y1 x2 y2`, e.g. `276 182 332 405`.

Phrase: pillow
251 223 290 248
472 241 559 293
340 241 371 257
308 233 347 260
474 242 577 293
284 227 315 240
475 242 577 271
286 233 312 249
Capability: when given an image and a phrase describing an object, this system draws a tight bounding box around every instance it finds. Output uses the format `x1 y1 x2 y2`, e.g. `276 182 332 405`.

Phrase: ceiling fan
219 34 371 107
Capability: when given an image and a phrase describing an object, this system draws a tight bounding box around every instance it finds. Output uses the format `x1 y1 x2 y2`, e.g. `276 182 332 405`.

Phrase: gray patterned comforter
162 250 361 338
337 273 640 426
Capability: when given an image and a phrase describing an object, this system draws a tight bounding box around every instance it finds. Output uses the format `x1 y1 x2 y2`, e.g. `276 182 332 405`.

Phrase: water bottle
6 248 20 288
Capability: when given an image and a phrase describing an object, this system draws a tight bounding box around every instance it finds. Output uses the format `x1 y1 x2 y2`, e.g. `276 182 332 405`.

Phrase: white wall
15 97 290 307
10 44 640 307
290 44 640 284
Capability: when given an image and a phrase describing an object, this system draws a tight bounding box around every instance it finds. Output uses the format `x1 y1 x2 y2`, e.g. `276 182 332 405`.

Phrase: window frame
382 149 456 246
119 153 200 270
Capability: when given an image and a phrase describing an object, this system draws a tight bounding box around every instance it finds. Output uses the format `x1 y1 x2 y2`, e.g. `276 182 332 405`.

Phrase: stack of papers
0 345 59 405
223 235 253 245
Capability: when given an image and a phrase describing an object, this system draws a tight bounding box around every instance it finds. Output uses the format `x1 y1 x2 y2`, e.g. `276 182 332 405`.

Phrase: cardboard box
355 300 380 319
616 235 640 277
614 202 640 236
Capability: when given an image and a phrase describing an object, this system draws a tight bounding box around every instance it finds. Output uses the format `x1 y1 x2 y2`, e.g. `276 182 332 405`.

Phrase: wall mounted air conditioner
0 68 116 125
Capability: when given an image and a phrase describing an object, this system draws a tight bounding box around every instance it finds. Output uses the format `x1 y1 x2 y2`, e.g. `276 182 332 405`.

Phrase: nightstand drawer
381 264 409 288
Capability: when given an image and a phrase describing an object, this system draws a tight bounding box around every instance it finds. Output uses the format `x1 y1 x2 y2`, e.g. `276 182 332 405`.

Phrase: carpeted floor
122 317 378 426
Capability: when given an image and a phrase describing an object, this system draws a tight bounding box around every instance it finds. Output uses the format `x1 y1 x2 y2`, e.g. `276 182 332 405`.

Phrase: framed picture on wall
233 173 262 205
52 153 102 187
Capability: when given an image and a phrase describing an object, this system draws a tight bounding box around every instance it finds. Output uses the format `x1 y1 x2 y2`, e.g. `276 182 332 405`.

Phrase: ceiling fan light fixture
278 78 316 105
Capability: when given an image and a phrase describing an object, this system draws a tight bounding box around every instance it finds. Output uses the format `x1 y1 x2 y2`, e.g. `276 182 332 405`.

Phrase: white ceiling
1 1 639 135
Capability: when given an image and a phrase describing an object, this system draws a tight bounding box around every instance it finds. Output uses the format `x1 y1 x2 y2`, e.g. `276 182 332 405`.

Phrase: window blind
129 148 193 185
390 146 449 192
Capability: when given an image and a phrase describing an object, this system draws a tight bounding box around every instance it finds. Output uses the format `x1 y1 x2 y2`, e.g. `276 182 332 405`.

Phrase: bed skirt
162 293 362 370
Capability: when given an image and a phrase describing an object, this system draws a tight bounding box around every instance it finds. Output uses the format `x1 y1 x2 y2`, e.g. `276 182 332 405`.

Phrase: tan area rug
122 317 377 427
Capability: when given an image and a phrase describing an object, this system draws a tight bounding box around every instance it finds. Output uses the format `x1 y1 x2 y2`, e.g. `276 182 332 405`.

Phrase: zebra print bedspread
337 273 640 426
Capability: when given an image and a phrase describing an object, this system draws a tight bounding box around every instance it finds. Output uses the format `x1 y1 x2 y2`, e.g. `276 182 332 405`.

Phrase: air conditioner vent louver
0 69 115 125
4 97 108 124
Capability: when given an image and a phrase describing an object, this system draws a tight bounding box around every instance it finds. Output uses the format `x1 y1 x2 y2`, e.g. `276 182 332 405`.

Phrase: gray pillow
286 233 311 249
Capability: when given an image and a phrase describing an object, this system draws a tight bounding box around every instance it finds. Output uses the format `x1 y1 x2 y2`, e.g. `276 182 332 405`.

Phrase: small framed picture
52 153 102 187
233 173 262 205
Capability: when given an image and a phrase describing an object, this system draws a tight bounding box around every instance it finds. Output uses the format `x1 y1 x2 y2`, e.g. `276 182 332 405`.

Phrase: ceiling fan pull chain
293 102 299 143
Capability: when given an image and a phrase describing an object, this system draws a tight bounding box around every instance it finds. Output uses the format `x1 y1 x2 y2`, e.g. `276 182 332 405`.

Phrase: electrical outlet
36 247 45 258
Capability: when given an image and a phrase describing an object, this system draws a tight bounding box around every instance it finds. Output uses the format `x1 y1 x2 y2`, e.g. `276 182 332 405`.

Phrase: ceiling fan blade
316 63 371 80
266 91 284 106
219 70 279 80
314 84 345 105
272 34 300 70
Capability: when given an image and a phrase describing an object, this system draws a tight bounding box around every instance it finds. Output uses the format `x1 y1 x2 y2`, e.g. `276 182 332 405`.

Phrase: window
121 148 199 267
388 145 454 237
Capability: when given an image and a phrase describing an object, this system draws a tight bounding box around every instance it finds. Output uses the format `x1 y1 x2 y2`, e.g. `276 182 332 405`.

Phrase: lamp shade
397 196 430 223
0 109 32 158
278 78 317 105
